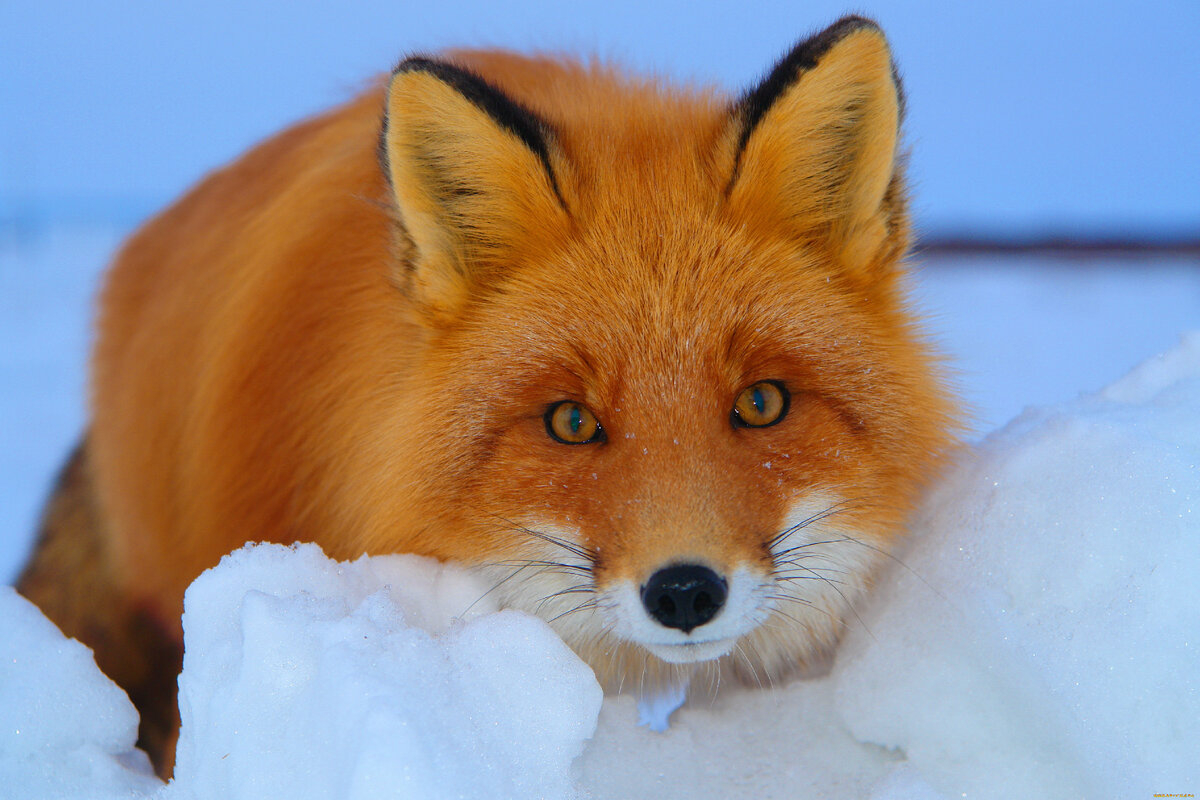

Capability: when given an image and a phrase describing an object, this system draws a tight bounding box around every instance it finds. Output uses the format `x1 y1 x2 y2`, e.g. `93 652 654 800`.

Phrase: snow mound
168 544 603 800
0 547 602 800
834 331 1200 796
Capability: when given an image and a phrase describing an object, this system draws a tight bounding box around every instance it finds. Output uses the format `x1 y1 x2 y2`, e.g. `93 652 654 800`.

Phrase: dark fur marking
726 15 903 194
16 437 183 776
380 56 568 212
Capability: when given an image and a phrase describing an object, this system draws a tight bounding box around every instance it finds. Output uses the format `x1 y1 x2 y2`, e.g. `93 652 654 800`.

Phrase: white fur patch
745 492 888 673
471 521 610 653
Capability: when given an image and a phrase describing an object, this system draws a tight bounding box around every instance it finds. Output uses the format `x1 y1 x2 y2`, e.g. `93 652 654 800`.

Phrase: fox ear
723 17 907 286
382 58 569 319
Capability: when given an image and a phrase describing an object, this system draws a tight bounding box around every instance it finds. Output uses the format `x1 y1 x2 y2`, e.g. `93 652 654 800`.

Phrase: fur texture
19 16 958 776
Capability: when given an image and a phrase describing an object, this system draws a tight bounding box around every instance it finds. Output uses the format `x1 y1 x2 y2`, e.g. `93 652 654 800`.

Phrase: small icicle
636 676 690 732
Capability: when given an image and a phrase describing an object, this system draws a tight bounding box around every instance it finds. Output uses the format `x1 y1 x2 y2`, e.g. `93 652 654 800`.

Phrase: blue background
2 0 1198 238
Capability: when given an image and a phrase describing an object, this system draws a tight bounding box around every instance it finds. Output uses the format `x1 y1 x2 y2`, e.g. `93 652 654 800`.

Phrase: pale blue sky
2 0 1198 235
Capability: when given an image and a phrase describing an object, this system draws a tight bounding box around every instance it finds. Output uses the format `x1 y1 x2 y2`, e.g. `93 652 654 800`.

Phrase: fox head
371 17 958 690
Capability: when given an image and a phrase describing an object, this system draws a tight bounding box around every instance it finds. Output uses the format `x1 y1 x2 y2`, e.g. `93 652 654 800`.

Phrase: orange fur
27 16 958 769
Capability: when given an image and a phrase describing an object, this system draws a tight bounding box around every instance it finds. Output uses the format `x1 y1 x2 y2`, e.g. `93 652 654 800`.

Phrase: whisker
818 532 946 602
773 536 864 559
766 593 845 628
777 556 870 633
461 563 529 616
539 586 595 600
733 642 763 690
766 498 863 551
772 563 852 577
548 598 600 624
489 513 595 563
760 611 819 640
534 583 594 614
490 559 593 575
773 574 848 589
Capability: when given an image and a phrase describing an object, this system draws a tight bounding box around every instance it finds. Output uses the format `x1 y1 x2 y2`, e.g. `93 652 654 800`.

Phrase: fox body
20 16 956 772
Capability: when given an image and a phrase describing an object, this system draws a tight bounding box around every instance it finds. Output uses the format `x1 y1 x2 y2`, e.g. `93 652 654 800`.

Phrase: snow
0 587 161 799
169 545 602 800
2 335 1197 797
2 546 603 800
834 332 1200 795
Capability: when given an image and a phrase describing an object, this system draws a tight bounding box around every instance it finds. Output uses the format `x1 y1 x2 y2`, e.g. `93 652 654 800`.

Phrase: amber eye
545 401 604 444
732 381 790 428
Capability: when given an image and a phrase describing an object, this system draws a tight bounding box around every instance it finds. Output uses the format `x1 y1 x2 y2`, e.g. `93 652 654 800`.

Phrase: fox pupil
569 406 582 433
752 388 765 414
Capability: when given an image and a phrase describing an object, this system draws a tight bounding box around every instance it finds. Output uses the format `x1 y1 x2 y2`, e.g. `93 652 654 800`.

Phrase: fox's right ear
382 58 570 321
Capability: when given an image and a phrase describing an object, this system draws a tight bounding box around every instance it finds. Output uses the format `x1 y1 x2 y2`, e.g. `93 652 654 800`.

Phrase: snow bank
2 335 1197 798
835 331 1200 796
0 548 602 800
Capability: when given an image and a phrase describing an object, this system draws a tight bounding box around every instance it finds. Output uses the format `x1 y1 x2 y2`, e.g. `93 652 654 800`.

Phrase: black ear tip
797 15 889 65
390 55 478 87
734 15 894 146
820 15 903 118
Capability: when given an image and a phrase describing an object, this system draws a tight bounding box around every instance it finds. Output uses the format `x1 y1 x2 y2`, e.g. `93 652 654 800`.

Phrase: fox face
370 17 958 690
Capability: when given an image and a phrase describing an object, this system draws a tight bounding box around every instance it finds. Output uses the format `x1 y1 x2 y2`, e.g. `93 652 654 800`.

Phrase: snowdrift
3 334 1198 798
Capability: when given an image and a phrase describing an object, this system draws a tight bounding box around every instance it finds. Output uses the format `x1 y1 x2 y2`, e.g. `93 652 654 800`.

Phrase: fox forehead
442 230 877 411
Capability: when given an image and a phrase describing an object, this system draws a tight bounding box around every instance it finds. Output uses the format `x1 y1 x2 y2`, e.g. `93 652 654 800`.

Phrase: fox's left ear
721 17 907 286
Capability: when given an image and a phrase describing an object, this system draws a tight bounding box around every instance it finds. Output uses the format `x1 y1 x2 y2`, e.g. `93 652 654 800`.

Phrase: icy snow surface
2 335 1197 797
0 587 161 799
2 546 604 800
169 545 603 800
833 332 1200 796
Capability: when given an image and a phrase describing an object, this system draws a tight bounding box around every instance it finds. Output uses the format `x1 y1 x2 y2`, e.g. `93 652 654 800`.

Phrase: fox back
22 16 957 770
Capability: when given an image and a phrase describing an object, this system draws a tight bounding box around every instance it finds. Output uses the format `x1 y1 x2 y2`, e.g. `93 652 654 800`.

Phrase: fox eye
732 381 790 428
545 401 604 444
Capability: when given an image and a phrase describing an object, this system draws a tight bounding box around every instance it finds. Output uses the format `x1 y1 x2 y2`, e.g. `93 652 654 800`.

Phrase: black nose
641 565 727 632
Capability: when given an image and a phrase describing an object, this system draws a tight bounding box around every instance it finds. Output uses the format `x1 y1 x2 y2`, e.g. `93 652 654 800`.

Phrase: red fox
18 16 957 774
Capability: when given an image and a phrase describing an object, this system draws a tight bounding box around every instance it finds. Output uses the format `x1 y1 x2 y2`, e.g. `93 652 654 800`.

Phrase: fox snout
626 562 753 665
600 556 775 667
